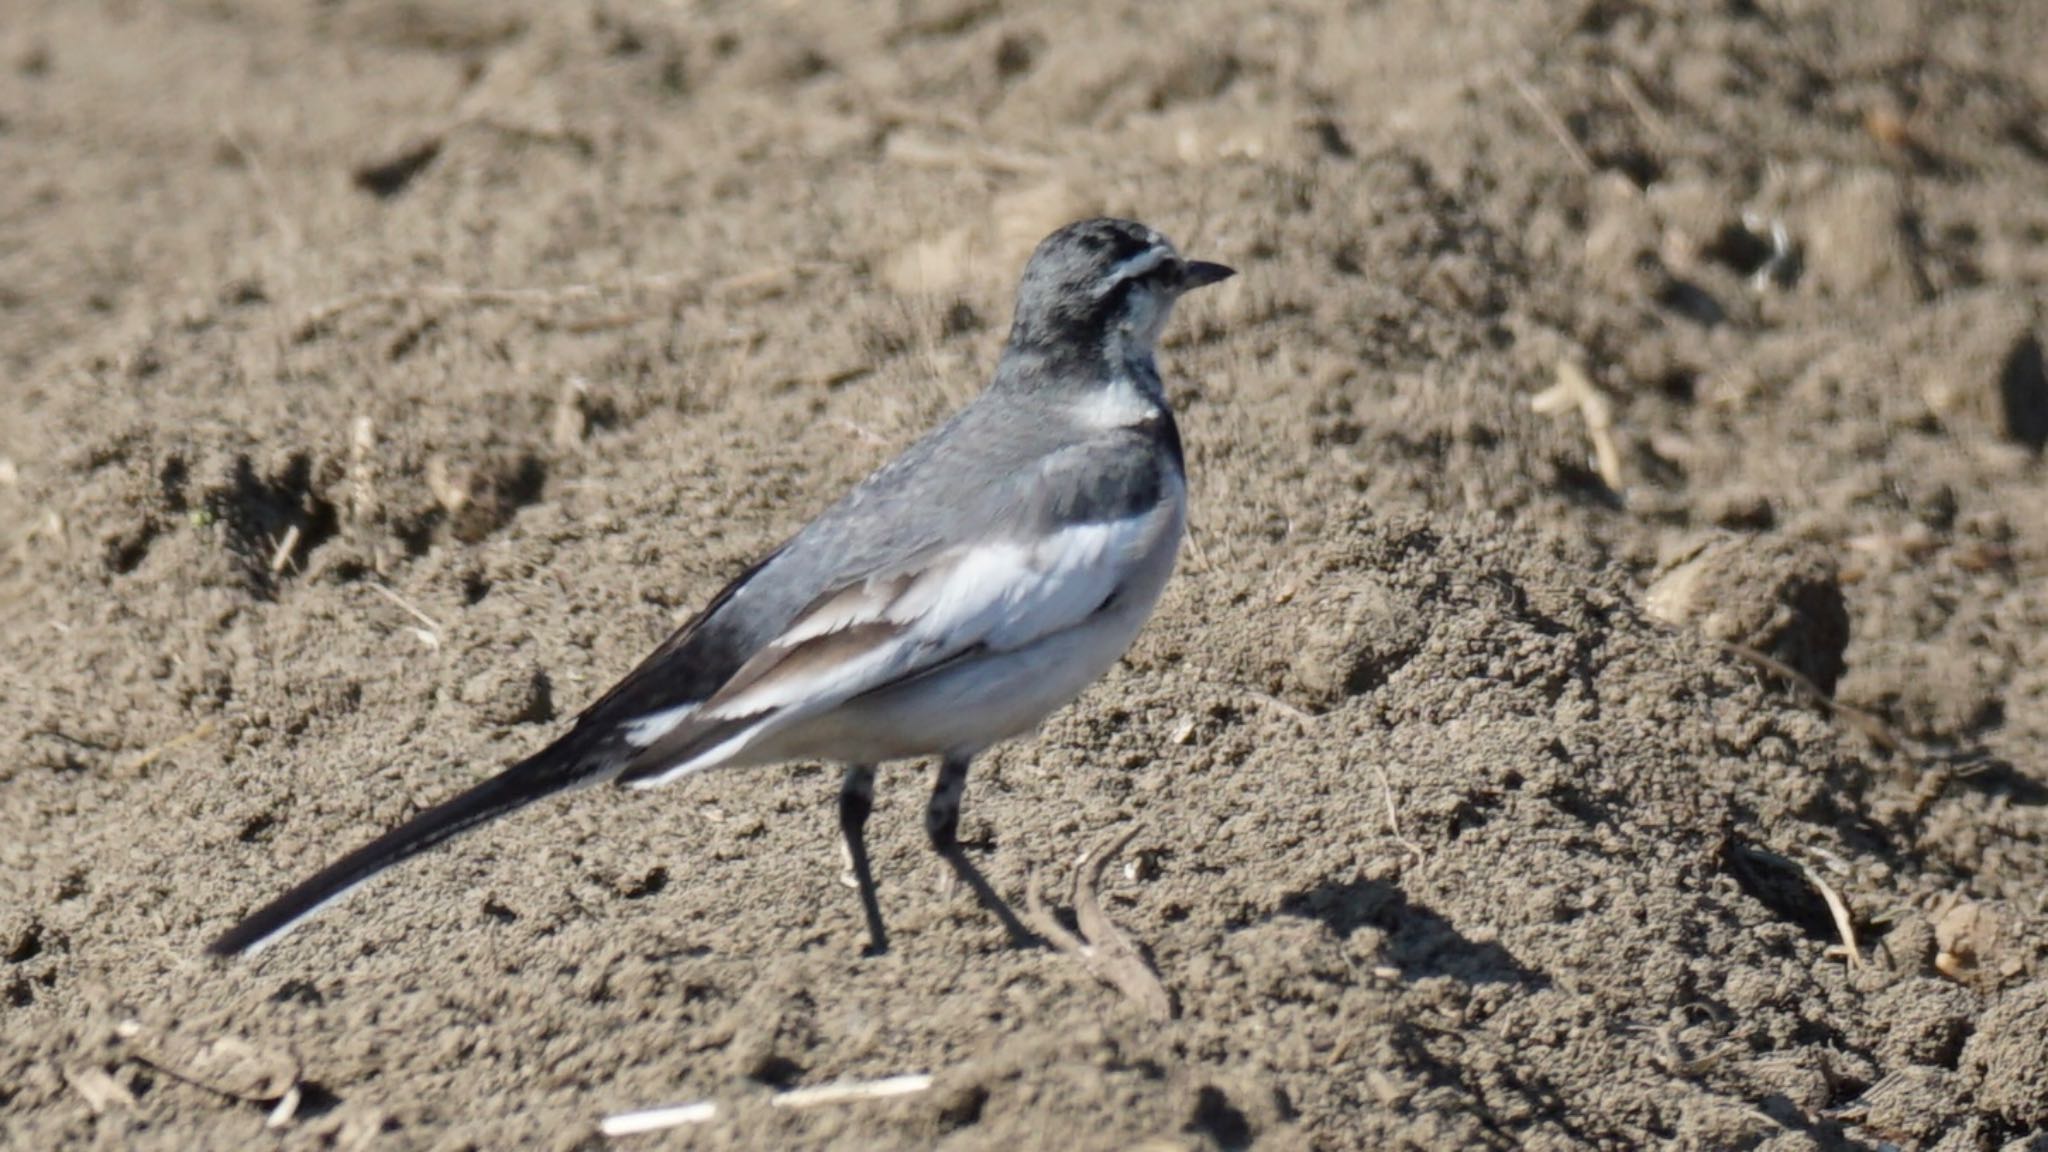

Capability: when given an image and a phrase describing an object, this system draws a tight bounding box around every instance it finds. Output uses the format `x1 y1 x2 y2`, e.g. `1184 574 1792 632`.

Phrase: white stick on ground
599 1100 718 1137
769 1073 933 1109
599 1074 933 1138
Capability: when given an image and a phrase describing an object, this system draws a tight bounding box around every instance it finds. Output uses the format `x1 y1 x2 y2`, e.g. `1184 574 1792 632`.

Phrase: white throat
1077 282 1177 431
1076 351 1168 430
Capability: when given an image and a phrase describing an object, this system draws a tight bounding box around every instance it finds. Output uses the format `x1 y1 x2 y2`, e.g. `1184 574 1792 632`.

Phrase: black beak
1180 260 1236 290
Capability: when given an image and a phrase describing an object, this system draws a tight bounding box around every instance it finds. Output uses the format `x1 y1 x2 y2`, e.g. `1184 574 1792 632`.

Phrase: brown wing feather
613 568 931 781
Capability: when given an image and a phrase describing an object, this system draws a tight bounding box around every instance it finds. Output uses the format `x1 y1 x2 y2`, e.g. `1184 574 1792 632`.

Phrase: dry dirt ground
3 1 2047 1149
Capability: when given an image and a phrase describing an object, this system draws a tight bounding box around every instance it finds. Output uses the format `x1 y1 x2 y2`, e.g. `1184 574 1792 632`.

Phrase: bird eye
1148 259 1185 286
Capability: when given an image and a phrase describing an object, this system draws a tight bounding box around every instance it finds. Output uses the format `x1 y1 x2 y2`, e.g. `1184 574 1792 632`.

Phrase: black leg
839 764 888 956
927 756 1042 949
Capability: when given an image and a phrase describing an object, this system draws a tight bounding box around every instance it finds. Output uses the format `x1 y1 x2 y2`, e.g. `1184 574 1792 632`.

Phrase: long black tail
207 737 613 957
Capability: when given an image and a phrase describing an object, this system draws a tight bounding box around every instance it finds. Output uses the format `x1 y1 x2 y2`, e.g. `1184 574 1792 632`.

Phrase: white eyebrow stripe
1095 244 1174 296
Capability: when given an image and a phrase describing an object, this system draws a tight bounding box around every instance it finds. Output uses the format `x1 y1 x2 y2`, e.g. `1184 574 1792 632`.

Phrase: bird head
1003 219 1234 364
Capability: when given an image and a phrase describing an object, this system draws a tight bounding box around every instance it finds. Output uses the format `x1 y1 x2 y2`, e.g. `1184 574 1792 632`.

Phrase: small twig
366 583 444 650
1530 360 1623 491
112 1020 299 1103
26 726 117 753
874 99 987 138
1803 862 1864 970
1607 67 1670 144
1737 845 1864 970
600 1100 717 1136
558 312 651 335
880 128 1053 175
347 416 380 526
1245 690 1314 730
266 1085 302 1129
1022 827 1172 1020
599 1074 933 1137
268 524 302 575
1509 75 1595 176
1184 520 1216 574
62 1064 135 1115
1371 761 1427 868
1069 828 1139 959
771 1074 934 1109
1717 642 1903 754
116 721 218 777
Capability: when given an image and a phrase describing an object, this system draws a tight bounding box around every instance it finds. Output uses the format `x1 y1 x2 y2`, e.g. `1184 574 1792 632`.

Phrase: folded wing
616 437 1172 787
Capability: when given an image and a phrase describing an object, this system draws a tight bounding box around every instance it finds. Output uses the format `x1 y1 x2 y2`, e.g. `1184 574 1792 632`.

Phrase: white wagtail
208 218 1233 959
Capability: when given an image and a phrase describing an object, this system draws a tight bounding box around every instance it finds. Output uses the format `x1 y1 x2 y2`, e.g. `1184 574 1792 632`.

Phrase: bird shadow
1276 875 1549 989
